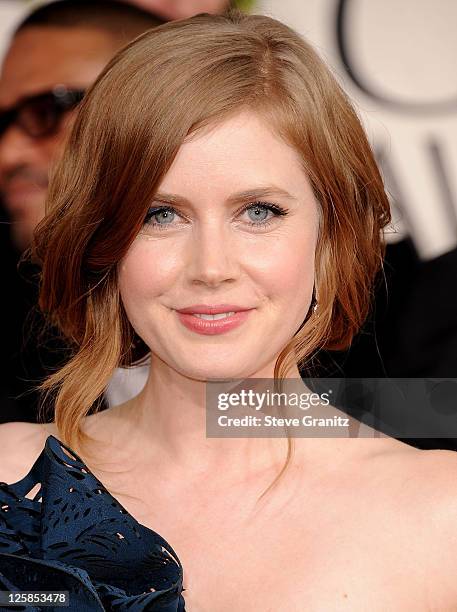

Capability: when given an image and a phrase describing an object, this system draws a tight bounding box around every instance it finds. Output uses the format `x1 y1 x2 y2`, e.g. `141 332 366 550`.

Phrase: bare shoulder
0 405 133 488
0 421 56 485
409 448 457 607
369 438 457 490
364 438 457 505
368 442 457 607
401 445 457 527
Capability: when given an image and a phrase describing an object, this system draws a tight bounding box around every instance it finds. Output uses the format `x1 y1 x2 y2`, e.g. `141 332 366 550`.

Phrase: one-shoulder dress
0 435 186 611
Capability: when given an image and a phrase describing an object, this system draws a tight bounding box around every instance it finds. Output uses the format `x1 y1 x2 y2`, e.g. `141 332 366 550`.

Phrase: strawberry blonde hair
32 10 390 501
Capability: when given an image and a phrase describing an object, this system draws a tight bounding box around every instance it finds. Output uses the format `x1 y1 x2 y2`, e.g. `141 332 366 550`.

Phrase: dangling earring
311 284 318 314
294 291 318 337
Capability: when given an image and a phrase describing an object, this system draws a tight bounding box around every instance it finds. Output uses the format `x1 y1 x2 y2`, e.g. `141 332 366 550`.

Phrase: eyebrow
152 186 298 206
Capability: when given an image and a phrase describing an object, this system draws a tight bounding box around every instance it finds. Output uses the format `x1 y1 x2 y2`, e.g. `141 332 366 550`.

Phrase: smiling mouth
175 309 253 335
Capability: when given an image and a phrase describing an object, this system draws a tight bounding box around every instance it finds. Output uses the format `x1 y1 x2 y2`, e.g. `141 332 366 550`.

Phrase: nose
187 219 239 287
0 125 40 182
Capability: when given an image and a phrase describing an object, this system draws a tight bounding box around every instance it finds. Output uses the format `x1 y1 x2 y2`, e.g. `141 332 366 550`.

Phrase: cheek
118 239 180 300
276 241 314 295
248 226 317 299
118 241 178 329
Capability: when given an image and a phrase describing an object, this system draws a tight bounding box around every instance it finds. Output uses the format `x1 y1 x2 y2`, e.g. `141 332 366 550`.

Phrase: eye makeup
142 200 290 232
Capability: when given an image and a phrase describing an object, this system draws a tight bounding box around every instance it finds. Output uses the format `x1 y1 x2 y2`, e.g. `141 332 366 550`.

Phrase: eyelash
143 201 289 231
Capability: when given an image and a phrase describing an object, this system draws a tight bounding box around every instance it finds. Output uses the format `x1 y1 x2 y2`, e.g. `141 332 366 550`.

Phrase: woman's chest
132 505 432 612
178 540 430 612
92 458 445 612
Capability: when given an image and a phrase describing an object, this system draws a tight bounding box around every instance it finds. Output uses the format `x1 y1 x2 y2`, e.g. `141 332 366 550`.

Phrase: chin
178 363 255 383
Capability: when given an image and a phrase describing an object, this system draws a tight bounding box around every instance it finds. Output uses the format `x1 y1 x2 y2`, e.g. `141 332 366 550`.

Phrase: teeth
193 311 236 320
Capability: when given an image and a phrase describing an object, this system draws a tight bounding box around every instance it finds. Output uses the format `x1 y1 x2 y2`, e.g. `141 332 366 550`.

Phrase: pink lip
176 309 253 335
176 304 250 315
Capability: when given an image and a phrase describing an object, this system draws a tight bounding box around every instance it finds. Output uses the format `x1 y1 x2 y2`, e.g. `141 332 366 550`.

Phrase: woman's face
118 110 319 380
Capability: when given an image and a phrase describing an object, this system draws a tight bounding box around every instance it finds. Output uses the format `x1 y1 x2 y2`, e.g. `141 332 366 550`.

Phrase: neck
102 355 308 484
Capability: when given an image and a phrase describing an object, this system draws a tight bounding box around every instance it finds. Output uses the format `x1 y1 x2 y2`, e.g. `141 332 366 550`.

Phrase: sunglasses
0 85 85 140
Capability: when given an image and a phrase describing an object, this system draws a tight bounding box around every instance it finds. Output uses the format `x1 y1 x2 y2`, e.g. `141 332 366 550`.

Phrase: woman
1 10 457 611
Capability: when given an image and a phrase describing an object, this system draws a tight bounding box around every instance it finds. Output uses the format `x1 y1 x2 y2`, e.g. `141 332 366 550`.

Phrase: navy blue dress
0 435 186 611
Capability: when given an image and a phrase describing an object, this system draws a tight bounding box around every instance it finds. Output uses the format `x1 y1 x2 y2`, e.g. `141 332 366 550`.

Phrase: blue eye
143 201 289 231
240 201 290 227
245 204 271 225
144 206 176 226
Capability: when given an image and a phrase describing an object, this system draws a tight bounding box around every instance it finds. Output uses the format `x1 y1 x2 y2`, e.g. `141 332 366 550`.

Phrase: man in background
0 0 165 422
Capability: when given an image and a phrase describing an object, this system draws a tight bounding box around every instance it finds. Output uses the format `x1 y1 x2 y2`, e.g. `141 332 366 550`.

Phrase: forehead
160 111 308 192
0 25 118 108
